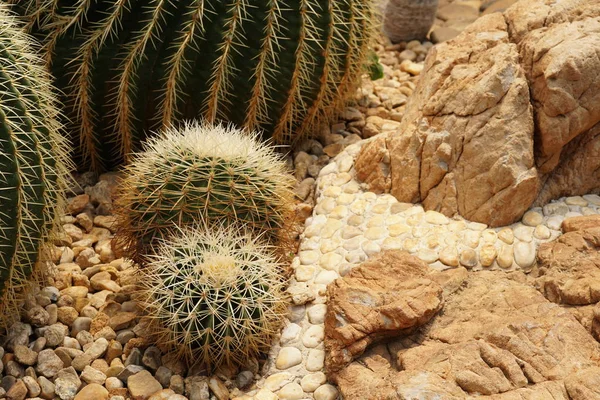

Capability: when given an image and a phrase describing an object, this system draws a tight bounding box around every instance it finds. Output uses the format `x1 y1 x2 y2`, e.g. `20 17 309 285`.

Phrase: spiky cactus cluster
0 5 71 329
113 121 294 261
12 0 377 172
139 225 286 370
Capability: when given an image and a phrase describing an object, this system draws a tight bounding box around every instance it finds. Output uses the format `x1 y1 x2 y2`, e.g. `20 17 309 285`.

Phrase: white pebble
305 349 325 372
280 324 302 344
301 372 326 392
302 325 325 348
277 383 304 400
307 304 327 324
275 348 302 370
514 241 536 269
314 384 339 400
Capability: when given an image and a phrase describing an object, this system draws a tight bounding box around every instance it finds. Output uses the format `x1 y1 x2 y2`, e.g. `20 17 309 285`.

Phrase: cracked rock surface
356 0 600 227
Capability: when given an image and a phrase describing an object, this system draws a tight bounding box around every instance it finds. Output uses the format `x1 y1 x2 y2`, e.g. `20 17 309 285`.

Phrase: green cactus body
113 122 294 260
0 5 70 328
140 225 286 370
13 0 376 171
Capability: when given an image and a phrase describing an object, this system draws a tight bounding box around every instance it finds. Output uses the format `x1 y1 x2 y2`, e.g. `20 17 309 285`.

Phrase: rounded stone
341 226 362 239
277 382 304 400
302 325 325 348
498 228 514 244
314 270 339 285
275 347 302 370
482 230 497 243
463 231 480 248
522 210 543 227
365 227 387 240
439 247 459 267
417 248 438 264
381 237 403 251
565 196 588 206
305 349 325 372
362 241 381 257
533 225 551 240
513 225 533 242
299 251 319 266
403 238 418 253
73 383 108 400
314 384 339 400
366 215 386 227
280 324 301 345
424 211 449 225
307 304 327 324
320 252 343 271
497 245 514 269
514 241 536 270
479 244 497 267
459 249 477 269
105 376 123 390
295 265 316 282
301 372 326 392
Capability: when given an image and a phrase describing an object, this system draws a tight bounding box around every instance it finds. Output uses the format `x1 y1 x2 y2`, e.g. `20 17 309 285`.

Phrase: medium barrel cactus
113 122 294 260
0 5 70 328
139 225 287 370
13 0 377 171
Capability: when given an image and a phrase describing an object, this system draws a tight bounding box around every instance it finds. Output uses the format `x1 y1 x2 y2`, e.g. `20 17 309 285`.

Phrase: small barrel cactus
113 122 294 260
0 5 71 328
139 225 287 370
13 0 377 171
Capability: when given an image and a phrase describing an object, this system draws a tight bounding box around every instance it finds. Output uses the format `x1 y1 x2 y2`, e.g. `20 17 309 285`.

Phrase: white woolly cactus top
145 121 288 168
139 224 287 370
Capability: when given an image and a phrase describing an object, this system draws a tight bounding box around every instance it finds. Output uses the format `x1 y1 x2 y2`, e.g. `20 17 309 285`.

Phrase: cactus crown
12 0 377 171
0 4 71 329
113 121 295 260
139 224 287 370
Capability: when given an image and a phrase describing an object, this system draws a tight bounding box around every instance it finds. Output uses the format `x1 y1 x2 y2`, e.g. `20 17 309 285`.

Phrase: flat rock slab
324 251 443 373
333 269 600 399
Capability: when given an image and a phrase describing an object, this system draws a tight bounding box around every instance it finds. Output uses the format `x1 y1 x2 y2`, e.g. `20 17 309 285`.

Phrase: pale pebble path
232 139 600 400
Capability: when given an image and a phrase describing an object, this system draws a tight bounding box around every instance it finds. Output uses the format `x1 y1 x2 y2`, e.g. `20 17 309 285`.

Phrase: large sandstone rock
356 0 600 227
332 270 600 399
324 251 443 373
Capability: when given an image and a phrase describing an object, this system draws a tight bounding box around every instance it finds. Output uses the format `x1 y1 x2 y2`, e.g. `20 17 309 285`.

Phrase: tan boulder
534 217 600 305
332 270 600 399
355 0 600 226
324 251 443 373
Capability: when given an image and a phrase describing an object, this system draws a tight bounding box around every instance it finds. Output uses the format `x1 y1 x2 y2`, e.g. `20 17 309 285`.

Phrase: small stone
295 265 315 282
498 228 514 244
208 376 228 400
6 361 24 378
319 252 343 272
307 304 327 324
255 388 277 400
38 376 55 399
124 347 142 367
439 246 459 267
298 251 319 266
14 345 38 366
305 349 325 371
74 383 108 400
6 379 27 400
44 324 67 347
417 248 438 264
54 367 82 400
314 384 338 400
277 382 303 400
463 231 480 248
22 376 41 397
424 211 449 225
76 331 94 347
459 249 477 269
142 347 162 371
116 365 145 383
27 306 50 327
302 325 325 348
235 371 253 390
275 347 302 370
61 287 88 299
81 366 106 384
364 227 387 240
533 224 551 240
169 375 184 395
1 376 17 393
513 225 533 242
514 241 536 270
280 323 301 344
105 377 124 390
497 245 514 269
565 196 588 207
36 349 64 378
71 318 92 336
314 270 339 285
522 210 543 226
109 312 137 331
479 244 497 267
300 372 326 392
128 370 163 400
184 376 209 400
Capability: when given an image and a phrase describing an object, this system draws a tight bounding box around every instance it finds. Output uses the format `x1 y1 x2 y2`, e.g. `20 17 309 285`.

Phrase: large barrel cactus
0 5 70 328
13 0 377 172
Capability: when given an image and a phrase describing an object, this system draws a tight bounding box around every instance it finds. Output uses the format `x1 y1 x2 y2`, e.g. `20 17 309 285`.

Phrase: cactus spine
139 225 287 370
0 5 71 328
13 0 377 171
113 122 294 260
